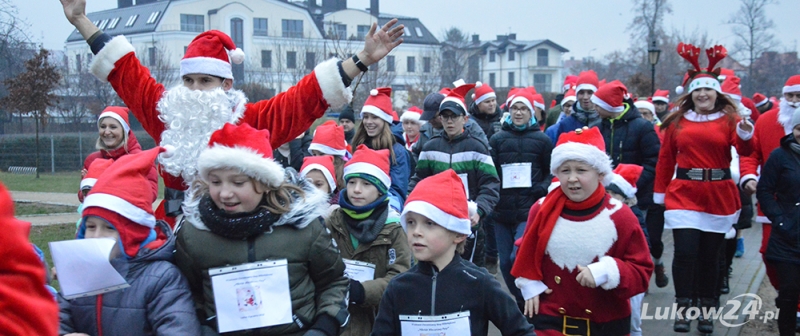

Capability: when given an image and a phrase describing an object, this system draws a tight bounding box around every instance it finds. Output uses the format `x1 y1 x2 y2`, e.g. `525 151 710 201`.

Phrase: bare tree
137 41 179 88
440 27 477 87
627 0 672 46
0 0 33 134
728 0 778 82
406 48 442 107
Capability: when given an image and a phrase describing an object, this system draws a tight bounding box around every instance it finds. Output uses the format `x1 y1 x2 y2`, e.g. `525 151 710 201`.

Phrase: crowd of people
2 0 800 335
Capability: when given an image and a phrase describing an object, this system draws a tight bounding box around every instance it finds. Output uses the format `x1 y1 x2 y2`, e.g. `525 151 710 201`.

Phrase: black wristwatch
352 54 369 72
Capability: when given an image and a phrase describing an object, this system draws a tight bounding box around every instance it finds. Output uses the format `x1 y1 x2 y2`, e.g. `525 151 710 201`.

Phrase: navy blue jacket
757 134 800 265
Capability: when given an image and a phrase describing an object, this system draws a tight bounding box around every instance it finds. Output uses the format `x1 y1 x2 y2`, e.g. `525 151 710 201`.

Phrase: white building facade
479 34 569 93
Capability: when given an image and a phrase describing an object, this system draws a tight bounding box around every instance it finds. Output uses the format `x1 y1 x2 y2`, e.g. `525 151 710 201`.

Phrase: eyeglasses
510 106 530 113
438 114 461 121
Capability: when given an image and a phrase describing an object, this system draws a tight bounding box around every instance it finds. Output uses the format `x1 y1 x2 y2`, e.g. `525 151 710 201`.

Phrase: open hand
576 266 597 288
59 0 87 25
739 119 753 133
524 289 553 318
359 19 404 66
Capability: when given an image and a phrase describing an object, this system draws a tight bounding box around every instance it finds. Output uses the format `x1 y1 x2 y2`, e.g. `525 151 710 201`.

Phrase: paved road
11 191 162 226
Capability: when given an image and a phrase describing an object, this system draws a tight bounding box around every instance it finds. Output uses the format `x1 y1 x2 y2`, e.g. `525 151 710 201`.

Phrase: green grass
15 202 76 216
29 223 78 291
0 171 165 196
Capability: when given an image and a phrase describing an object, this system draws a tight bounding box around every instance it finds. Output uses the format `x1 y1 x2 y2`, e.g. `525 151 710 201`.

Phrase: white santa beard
157 85 248 183
778 98 798 134
545 200 621 272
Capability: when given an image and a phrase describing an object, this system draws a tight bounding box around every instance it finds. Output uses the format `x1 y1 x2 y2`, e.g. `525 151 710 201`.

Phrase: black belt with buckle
534 314 630 336
675 168 731 182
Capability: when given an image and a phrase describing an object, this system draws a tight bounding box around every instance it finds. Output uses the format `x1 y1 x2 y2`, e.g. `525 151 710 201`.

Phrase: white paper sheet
458 173 470 200
501 163 533 189
343 259 376 282
400 311 471 335
210 259 293 333
49 238 129 300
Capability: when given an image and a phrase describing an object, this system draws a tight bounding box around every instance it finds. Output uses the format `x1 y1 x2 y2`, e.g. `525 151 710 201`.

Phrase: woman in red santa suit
654 43 754 334
512 126 653 336
59 0 404 224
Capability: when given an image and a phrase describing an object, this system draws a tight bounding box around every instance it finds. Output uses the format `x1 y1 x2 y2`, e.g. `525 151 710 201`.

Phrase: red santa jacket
90 36 352 190
79 131 158 202
517 195 652 327
740 105 787 223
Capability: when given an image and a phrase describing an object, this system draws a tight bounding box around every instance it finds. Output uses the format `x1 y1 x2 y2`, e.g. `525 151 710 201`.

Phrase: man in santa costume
512 126 652 336
60 0 403 223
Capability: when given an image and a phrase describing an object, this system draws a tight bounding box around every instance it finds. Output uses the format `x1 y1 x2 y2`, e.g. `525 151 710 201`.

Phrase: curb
728 262 766 336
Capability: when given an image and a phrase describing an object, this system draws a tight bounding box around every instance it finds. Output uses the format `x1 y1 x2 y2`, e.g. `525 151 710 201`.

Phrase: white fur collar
683 110 724 122
545 198 622 272
778 98 797 135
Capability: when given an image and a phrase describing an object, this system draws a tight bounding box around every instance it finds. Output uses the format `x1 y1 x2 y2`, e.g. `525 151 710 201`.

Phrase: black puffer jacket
469 103 503 140
489 120 553 224
593 101 660 207
757 134 800 265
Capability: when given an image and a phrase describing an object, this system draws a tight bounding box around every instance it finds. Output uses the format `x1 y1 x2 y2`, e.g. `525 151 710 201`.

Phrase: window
76 54 82 72
404 27 411 36
407 56 415 73
282 19 303 38
125 14 138 27
415 27 423 37
537 49 549 66
357 25 370 40
230 18 244 80
97 19 109 30
334 24 346 39
423 57 431 73
261 50 272 68
146 11 160 25
508 72 515 87
287 51 297 69
253 18 268 36
489 51 496 62
305 52 316 70
534 74 552 91
148 47 156 66
489 73 496 88
386 56 395 72
508 50 515 61
107 17 120 30
180 14 204 32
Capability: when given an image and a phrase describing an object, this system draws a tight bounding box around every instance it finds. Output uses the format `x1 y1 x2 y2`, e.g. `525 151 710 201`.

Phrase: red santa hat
440 81 477 115
508 89 536 113
652 89 670 103
361 87 395 124
676 42 727 94
590 80 629 113
344 144 391 191
551 126 613 185
532 93 546 110
401 169 474 235
471 82 496 105
505 87 522 106
300 155 337 193
634 100 655 114
576 70 600 93
562 75 578 92
82 146 173 257
197 123 285 188
607 164 643 199
752 93 769 107
400 106 424 125
783 75 800 94
97 106 130 134
718 68 735 82
309 120 350 157
560 88 577 107
721 76 743 102
80 158 114 191
180 30 245 80
0 183 59 336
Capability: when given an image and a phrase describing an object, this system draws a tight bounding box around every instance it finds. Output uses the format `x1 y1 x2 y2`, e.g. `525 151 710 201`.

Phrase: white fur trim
687 77 722 93
653 193 665 205
547 181 561 193
736 121 754 140
400 111 422 123
467 201 478 218
83 193 155 228
576 83 597 93
754 98 768 107
308 143 347 157
675 86 684 95
683 110 724 122
783 84 800 94
343 162 390 188
509 97 534 114
401 200 471 235
360 105 394 124
229 48 245 64
560 95 576 107
591 95 624 113
607 173 637 199
739 174 759 189
474 92 496 105
587 255 621 290
315 58 352 110
546 200 621 272
197 145 285 187
515 278 548 301
180 56 233 79
634 101 655 114
725 227 737 239
726 93 742 102
533 100 546 110
665 209 740 234
652 96 669 103
550 142 613 179
80 178 97 190
98 112 130 134
90 35 135 82
301 163 336 192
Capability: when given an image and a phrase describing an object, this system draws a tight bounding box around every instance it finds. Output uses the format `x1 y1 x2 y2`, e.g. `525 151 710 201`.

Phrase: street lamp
648 40 661 95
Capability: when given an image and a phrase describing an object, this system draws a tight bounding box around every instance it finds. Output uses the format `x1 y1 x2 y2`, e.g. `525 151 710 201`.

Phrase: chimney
508 33 516 40
369 0 379 18
497 35 507 42
471 34 480 44
322 0 347 13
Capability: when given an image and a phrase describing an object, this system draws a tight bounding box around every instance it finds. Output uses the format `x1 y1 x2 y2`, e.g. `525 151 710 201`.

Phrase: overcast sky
19 0 800 60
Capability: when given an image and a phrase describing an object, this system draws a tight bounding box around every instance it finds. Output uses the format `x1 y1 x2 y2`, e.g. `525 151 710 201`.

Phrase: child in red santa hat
61 146 201 335
309 120 352 190
512 126 652 336
300 155 340 218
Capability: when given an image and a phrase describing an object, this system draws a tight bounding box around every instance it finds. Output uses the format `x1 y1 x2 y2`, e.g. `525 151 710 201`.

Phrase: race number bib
400 311 471 335
343 259 376 282
501 163 532 189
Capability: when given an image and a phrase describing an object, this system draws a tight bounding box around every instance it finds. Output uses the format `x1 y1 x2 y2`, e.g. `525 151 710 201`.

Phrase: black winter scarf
198 195 280 240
